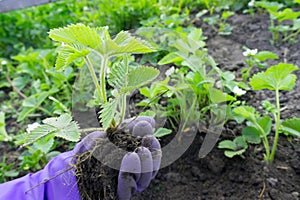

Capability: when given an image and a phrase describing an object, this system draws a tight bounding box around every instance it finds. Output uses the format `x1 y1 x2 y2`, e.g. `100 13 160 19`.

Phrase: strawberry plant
219 63 300 162
20 23 160 148
203 10 234 35
242 47 278 82
254 0 300 43
138 26 250 158
50 24 158 126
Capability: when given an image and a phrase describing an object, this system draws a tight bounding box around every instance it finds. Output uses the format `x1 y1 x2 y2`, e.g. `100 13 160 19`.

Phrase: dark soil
132 128 300 200
130 13 300 200
75 128 142 200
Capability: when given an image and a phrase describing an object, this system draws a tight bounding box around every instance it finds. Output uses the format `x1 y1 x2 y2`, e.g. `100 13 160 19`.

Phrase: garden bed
1 10 300 200
132 13 300 200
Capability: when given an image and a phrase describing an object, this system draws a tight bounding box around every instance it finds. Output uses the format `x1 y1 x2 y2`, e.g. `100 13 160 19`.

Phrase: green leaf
172 28 205 53
122 67 159 92
139 88 151 98
218 140 237 150
222 11 234 19
33 136 55 154
55 44 90 70
234 136 248 149
43 113 72 128
233 106 257 122
139 110 156 118
139 77 170 98
48 23 102 49
108 31 156 56
258 116 272 135
154 128 172 138
196 80 215 88
292 19 300 30
18 92 50 122
242 126 261 144
12 76 30 91
249 63 298 91
282 118 300 137
43 113 80 142
24 124 57 146
4 170 19 178
187 28 206 50
100 98 118 130
209 88 235 104
158 52 183 65
222 71 235 81
113 31 132 45
0 112 10 141
24 114 80 145
254 1 284 12
108 58 128 89
262 100 276 114
272 8 300 22
219 136 247 158
254 51 278 61
48 96 70 114
224 149 246 158
180 52 206 73
54 121 80 141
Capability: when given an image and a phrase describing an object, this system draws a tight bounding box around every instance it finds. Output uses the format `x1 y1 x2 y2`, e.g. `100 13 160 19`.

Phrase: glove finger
118 152 141 200
135 147 153 192
141 135 162 178
74 131 106 154
132 120 154 137
120 116 155 133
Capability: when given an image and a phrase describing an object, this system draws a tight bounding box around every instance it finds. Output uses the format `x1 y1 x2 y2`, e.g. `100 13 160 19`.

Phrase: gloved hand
117 116 161 200
0 116 161 200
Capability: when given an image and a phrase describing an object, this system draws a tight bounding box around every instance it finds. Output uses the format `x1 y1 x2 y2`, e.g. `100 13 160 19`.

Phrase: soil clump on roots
75 128 142 200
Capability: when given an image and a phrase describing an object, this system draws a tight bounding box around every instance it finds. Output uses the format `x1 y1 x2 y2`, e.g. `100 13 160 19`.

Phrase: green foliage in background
0 0 205 58
254 0 300 43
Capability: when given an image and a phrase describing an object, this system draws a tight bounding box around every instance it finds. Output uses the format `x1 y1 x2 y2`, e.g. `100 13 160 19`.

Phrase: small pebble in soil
203 156 225 174
191 166 201 177
263 166 270 173
266 177 278 187
292 191 299 198
164 172 183 183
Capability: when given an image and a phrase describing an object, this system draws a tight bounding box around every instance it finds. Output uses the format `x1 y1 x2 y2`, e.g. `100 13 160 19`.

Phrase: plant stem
100 56 108 103
270 18 278 43
80 127 104 133
119 55 129 124
38 107 53 116
283 29 300 42
85 56 102 102
243 60 253 82
181 92 197 132
5 73 27 99
120 94 126 123
270 89 281 162
253 120 271 160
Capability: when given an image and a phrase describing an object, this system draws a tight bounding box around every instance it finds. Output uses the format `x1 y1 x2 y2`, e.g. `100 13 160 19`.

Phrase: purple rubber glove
117 116 161 200
0 131 106 200
0 116 161 200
